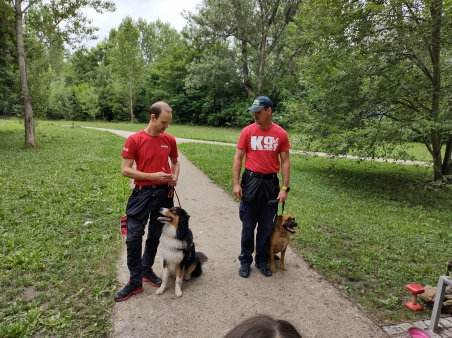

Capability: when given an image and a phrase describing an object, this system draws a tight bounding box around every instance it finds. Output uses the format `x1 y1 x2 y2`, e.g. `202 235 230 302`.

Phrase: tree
74 83 99 121
292 0 452 180
47 78 73 119
110 17 145 121
10 0 115 147
185 0 301 96
0 1 19 116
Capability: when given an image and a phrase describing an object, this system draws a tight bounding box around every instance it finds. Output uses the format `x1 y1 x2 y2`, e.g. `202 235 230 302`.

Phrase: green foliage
185 0 301 96
0 1 19 116
290 0 452 179
73 83 100 121
143 22 194 123
0 120 128 337
23 0 116 49
47 79 73 119
178 141 452 324
110 17 145 121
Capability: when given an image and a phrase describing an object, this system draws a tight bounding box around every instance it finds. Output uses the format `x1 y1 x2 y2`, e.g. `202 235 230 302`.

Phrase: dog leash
163 167 182 208
268 199 285 214
171 187 181 208
268 199 285 228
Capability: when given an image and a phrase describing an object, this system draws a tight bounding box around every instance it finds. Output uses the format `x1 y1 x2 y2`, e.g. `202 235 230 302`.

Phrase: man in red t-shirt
232 96 291 278
114 101 180 302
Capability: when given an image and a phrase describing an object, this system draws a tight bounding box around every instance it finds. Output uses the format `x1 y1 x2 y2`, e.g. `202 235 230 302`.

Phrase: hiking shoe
256 263 273 277
114 282 143 302
238 264 251 278
142 269 162 287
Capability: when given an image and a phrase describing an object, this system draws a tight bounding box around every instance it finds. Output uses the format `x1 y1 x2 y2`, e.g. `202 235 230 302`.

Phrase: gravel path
87 127 391 338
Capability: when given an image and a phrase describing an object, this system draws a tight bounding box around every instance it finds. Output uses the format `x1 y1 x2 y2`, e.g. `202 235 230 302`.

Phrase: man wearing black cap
232 96 291 278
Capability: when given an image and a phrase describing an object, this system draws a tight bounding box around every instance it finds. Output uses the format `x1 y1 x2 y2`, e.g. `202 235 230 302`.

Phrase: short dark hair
150 101 172 119
224 314 302 338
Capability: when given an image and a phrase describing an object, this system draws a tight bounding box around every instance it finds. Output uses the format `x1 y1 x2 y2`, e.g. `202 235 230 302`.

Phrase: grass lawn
177 142 452 324
0 120 130 337
73 121 438 163
0 119 451 337
75 121 242 144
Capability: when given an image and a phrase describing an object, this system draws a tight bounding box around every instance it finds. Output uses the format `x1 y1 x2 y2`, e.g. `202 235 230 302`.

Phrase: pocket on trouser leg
264 179 280 201
241 177 262 203
126 217 146 240
239 202 247 222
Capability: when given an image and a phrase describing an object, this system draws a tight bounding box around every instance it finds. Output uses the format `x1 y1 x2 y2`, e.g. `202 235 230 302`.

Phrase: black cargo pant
239 169 279 266
125 185 173 286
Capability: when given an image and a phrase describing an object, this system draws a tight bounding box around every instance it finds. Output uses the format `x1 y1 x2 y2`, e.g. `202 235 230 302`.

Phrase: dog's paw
175 288 183 298
156 287 165 295
280 265 287 270
184 274 192 281
270 266 277 272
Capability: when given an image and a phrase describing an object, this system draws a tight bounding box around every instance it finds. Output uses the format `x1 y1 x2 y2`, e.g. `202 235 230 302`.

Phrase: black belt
244 169 277 179
136 184 167 190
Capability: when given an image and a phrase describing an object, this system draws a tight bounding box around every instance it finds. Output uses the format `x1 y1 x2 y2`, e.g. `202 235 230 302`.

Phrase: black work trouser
238 171 279 266
125 185 173 286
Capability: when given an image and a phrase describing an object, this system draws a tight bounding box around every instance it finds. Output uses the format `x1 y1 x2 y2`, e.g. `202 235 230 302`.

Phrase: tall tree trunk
129 88 133 121
430 0 442 180
443 136 452 176
241 40 253 95
256 34 266 94
14 0 36 148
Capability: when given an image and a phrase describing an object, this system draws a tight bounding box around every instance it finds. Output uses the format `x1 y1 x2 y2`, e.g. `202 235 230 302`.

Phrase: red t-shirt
121 130 178 186
237 123 290 174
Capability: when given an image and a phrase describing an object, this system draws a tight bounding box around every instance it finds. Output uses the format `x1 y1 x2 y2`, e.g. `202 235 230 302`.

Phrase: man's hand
168 175 178 187
155 171 174 183
277 190 288 202
233 183 242 199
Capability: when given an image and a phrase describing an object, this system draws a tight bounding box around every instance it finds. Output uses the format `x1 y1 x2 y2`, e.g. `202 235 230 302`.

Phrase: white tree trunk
14 0 36 147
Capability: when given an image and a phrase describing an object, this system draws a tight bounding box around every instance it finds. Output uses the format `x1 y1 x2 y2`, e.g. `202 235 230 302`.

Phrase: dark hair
149 101 172 119
224 315 302 338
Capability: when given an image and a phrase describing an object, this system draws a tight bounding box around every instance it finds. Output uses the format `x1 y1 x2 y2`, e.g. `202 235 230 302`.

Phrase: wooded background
2 0 452 179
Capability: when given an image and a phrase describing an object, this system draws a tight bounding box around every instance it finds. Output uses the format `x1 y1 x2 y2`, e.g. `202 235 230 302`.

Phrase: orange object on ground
405 284 425 311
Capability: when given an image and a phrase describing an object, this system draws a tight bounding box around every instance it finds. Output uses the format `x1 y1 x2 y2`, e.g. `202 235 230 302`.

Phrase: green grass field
178 142 451 324
73 121 439 163
0 120 129 337
0 119 451 337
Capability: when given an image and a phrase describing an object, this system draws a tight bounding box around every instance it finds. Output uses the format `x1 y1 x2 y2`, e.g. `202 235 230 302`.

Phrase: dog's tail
196 251 208 263
191 252 208 278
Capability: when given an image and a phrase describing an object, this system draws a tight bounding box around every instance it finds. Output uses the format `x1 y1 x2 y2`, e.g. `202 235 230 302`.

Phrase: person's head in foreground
224 314 302 338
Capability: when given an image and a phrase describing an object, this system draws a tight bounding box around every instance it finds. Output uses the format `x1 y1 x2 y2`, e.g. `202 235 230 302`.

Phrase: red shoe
114 282 143 302
142 269 162 287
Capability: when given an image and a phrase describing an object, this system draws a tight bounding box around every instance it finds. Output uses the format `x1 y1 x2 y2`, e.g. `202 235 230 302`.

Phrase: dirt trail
88 127 389 338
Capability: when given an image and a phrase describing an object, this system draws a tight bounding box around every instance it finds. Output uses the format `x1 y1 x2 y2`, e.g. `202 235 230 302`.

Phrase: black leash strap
268 199 285 214
268 199 285 228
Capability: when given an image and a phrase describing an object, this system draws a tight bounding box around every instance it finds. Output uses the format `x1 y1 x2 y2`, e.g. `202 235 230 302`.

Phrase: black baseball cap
247 96 274 112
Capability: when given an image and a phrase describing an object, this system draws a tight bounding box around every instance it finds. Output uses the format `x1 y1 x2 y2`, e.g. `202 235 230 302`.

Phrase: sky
82 0 201 48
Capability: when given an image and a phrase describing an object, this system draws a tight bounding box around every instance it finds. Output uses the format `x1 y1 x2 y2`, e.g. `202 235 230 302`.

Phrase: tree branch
23 0 40 13
25 16 65 55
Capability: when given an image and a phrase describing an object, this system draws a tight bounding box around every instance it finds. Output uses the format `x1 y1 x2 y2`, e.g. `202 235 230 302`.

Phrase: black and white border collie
156 207 207 297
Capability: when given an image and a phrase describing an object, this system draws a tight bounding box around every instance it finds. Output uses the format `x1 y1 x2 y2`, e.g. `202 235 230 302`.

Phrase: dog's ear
179 210 190 223
273 215 282 227
176 210 191 239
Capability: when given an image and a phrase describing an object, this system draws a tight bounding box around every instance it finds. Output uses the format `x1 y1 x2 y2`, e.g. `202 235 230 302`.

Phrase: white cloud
82 0 200 48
